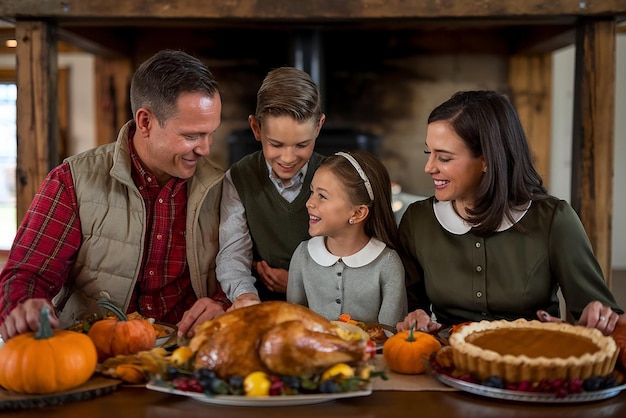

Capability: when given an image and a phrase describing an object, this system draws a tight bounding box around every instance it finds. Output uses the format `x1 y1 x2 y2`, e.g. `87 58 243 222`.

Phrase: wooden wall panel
94 56 132 146
508 53 553 190
572 18 616 285
15 20 58 225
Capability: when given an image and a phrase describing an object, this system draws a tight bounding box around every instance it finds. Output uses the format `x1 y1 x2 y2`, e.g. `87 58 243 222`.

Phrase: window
0 82 16 250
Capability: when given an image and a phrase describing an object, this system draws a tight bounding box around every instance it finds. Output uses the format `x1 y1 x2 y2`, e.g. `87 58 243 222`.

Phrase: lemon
243 371 271 397
169 346 194 366
320 363 355 382
358 364 374 380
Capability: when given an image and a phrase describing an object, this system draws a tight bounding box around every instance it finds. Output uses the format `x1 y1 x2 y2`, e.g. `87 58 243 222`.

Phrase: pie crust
448 319 619 383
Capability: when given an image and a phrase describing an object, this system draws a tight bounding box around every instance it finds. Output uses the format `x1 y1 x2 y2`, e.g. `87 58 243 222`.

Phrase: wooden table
6 386 626 418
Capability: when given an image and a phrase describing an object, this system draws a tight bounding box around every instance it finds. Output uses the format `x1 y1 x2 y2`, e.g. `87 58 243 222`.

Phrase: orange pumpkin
611 323 626 369
87 299 156 362
382 327 441 374
0 306 97 394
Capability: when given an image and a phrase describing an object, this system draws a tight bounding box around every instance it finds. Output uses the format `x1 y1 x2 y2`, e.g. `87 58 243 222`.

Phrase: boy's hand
254 260 288 293
228 293 261 312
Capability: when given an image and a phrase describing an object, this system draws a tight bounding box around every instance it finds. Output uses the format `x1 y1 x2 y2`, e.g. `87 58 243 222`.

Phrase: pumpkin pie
448 319 619 383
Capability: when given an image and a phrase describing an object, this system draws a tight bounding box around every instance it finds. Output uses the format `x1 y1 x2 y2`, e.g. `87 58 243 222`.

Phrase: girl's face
424 121 486 209
306 166 357 238
250 115 323 186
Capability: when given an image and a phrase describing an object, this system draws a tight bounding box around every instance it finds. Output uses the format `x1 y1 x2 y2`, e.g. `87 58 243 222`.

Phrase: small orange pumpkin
382 327 441 374
611 322 626 369
0 306 98 394
87 299 156 362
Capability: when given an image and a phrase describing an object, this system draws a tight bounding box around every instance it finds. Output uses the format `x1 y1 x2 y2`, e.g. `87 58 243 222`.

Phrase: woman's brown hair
427 90 548 235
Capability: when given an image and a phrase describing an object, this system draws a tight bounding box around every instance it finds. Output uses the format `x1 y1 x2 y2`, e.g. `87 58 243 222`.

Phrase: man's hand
176 297 225 338
254 260 288 293
0 298 58 341
227 292 261 312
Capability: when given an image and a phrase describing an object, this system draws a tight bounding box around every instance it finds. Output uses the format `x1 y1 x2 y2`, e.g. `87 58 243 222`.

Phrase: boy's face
249 114 324 186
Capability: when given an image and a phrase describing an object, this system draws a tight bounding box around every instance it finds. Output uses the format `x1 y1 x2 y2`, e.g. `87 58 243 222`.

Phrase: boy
217 67 326 310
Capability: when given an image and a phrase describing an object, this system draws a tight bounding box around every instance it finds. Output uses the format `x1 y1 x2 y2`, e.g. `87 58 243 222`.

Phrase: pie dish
448 319 618 383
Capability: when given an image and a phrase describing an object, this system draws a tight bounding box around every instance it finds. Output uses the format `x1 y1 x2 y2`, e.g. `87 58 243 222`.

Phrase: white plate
434 372 626 403
154 323 176 347
375 330 394 351
146 382 372 406
331 321 370 340
331 321 395 351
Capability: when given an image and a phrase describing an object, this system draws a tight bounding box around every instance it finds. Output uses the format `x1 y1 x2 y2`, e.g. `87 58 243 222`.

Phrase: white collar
433 200 532 235
307 236 387 267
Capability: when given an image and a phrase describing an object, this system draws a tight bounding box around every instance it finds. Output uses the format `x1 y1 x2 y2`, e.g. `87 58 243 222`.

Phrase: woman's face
424 121 486 209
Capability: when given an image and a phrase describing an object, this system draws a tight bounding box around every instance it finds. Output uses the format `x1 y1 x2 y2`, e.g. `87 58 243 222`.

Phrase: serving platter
0 376 121 410
434 372 626 403
146 382 372 406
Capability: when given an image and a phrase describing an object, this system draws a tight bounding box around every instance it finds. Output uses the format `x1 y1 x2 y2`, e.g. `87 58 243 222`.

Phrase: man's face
135 92 222 186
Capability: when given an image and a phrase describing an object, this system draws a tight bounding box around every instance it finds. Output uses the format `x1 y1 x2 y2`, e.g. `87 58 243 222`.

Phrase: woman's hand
577 301 620 335
396 309 441 333
538 300 621 336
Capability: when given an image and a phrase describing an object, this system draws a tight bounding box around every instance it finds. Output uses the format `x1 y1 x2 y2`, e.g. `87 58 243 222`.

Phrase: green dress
398 196 622 325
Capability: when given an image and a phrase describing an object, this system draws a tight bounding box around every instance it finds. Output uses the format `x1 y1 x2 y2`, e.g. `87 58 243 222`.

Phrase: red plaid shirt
0 138 229 324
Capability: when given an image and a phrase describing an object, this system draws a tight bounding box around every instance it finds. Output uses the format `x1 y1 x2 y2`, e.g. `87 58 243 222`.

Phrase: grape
601 375 619 389
516 381 533 392
482 376 505 389
172 377 189 391
269 375 284 396
567 378 583 394
319 379 340 393
281 375 302 390
164 365 179 380
194 367 216 380
583 376 605 392
228 375 244 389
209 378 230 395
555 387 569 398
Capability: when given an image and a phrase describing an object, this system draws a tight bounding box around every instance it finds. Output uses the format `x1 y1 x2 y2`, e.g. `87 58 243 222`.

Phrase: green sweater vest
230 150 324 300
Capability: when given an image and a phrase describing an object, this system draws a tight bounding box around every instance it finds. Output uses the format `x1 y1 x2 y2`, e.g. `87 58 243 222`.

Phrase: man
0 49 228 340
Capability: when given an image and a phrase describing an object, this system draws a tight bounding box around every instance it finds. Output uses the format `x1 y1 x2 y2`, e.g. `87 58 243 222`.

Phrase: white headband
335 152 374 202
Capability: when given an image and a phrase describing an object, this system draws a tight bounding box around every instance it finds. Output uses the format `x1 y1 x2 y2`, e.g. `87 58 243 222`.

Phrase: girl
287 151 407 327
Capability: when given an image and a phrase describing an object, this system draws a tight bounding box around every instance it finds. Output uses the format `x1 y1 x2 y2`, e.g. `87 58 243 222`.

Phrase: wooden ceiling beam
2 0 626 20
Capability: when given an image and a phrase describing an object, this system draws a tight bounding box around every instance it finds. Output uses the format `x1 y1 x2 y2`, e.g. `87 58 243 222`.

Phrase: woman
397 90 623 336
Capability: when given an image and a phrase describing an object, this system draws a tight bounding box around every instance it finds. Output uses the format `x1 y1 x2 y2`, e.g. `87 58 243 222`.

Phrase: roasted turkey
189 301 374 379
